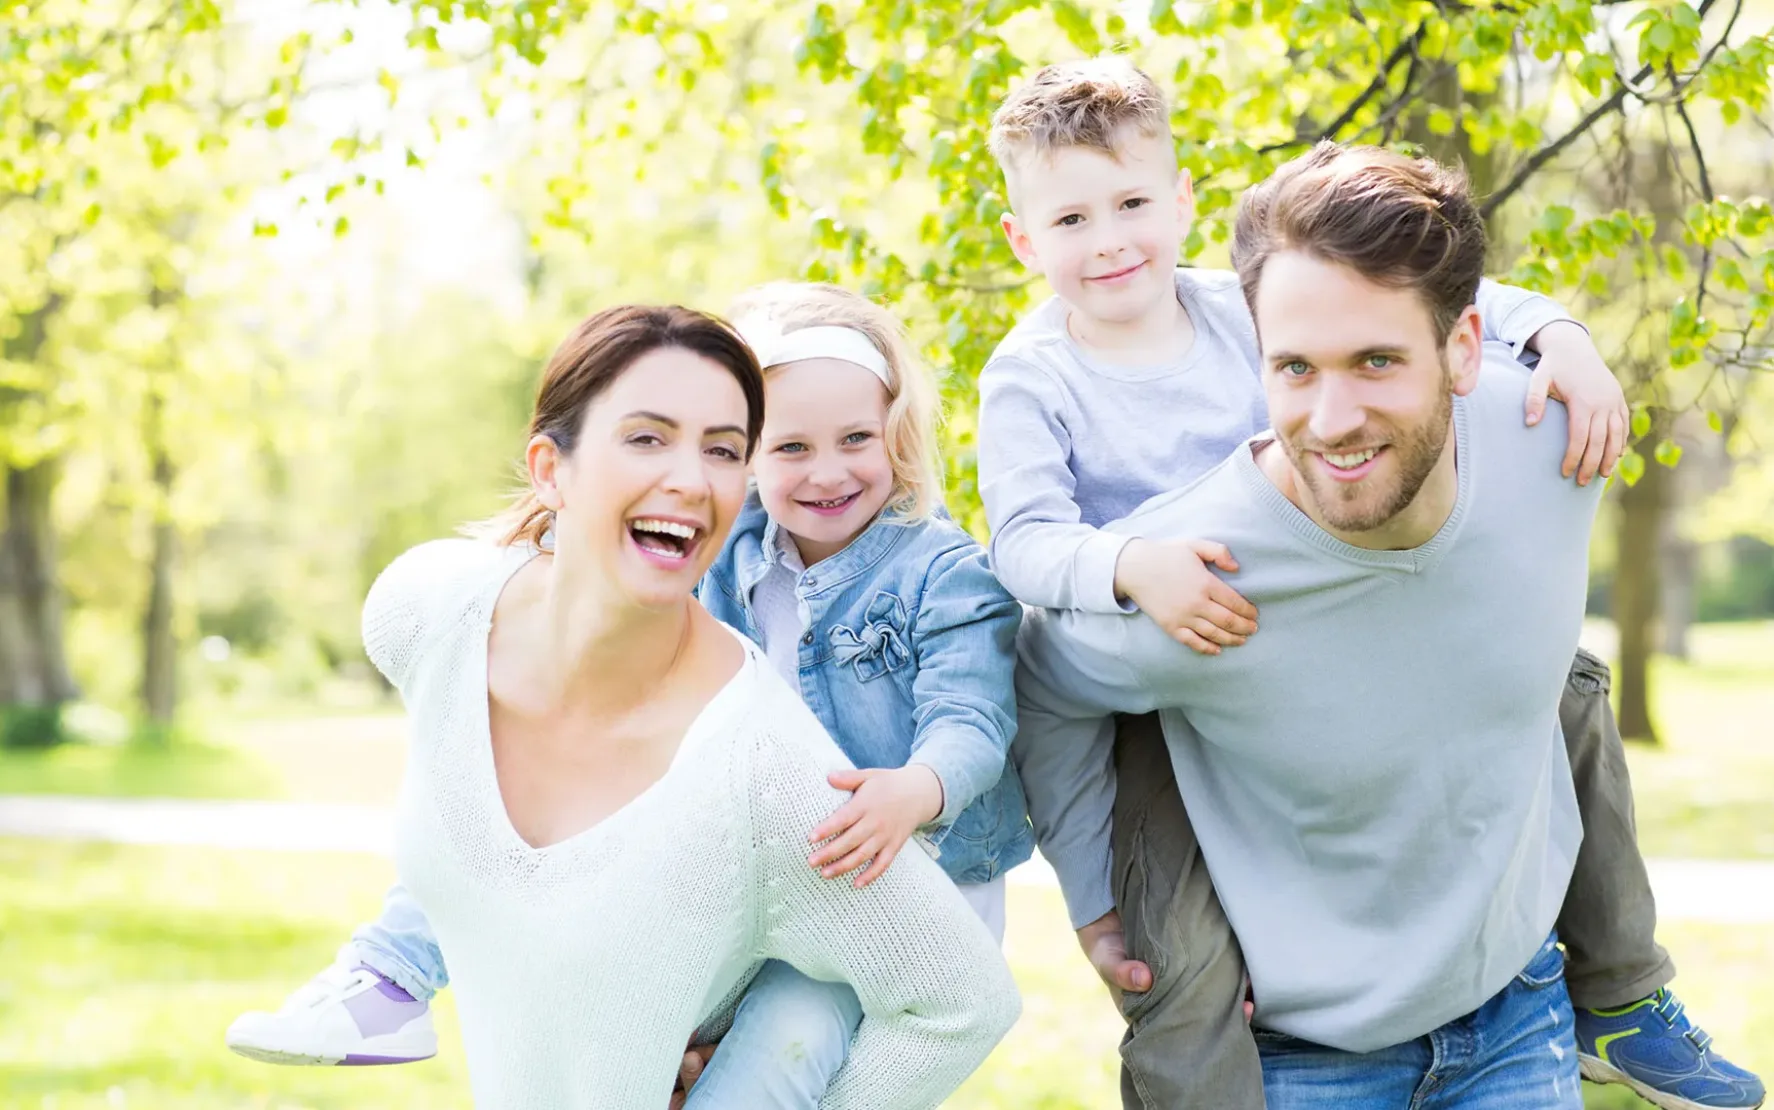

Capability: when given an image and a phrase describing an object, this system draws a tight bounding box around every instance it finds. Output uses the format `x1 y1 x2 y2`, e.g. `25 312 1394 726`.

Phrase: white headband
740 323 893 389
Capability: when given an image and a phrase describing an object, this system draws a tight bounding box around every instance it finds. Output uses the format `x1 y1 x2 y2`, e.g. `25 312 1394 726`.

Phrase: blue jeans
345 883 450 1001
1256 934 1580 1109
686 959 863 1110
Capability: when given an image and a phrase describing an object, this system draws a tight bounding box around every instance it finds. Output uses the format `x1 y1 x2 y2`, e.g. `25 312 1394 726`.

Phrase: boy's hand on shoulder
808 764 945 889
1524 320 1629 487
1113 537 1257 656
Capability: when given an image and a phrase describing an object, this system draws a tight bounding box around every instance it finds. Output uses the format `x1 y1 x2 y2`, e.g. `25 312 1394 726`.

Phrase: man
1016 143 1604 1107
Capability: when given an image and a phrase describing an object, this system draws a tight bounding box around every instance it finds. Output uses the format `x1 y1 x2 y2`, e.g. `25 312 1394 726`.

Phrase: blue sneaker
1576 989 1765 1109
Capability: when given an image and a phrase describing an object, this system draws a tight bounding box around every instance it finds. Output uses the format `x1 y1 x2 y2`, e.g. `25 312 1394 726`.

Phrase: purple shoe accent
342 1053 433 1066
352 964 418 1004
342 969 428 1039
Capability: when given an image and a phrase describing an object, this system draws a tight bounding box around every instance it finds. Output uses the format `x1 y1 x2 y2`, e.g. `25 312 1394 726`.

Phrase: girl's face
535 346 752 609
751 357 896 566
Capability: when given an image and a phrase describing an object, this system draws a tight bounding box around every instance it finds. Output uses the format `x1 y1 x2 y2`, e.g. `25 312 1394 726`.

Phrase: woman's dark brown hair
480 304 765 549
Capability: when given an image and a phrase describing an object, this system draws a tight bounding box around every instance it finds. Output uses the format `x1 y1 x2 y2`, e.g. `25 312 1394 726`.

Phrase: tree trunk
140 447 178 726
0 459 78 742
1660 537 1696 660
1614 450 1667 743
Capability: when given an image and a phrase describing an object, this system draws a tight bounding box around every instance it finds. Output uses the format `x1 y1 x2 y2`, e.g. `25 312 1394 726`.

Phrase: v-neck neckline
473 547 759 856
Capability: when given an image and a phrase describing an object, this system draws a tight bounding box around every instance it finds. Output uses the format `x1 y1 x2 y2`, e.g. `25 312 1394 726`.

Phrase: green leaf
1706 410 1723 434
1631 407 1651 439
1618 449 1645 486
1653 439 1683 468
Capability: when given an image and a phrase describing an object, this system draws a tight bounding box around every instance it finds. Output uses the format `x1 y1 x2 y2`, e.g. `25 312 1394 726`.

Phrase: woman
359 304 1018 1108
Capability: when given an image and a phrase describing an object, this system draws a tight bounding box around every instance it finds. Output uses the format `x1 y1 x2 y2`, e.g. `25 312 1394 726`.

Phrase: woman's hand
807 764 945 888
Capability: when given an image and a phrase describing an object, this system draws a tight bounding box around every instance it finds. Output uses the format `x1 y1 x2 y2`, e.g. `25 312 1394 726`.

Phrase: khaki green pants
1110 648 1673 1109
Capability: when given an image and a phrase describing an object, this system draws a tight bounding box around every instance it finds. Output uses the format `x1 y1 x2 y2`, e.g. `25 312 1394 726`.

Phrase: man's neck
1253 419 1460 552
1066 288 1194 365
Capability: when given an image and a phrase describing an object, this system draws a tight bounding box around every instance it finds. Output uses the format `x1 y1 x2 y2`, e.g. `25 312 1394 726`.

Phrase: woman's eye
708 444 742 461
627 432 664 446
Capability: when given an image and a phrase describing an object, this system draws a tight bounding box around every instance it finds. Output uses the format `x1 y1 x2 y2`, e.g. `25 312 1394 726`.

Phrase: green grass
0 739 286 802
0 838 1769 1109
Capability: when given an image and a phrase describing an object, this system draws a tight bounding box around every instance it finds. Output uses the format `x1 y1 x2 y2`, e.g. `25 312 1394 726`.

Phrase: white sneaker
226 963 437 1066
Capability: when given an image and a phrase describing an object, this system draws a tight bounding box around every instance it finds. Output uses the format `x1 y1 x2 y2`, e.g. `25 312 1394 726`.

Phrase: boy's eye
1055 213 1084 227
1122 197 1149 210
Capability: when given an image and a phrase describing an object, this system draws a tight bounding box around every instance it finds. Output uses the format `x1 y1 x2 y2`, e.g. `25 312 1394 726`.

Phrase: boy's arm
977 357 1129 613
1476 280 1629 484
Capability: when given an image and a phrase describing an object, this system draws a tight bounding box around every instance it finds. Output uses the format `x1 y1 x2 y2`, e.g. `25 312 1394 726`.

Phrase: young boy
979 58 1765 1110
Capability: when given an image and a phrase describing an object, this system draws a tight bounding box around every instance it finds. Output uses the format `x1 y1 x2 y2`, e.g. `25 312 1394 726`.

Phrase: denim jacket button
802 632 814 645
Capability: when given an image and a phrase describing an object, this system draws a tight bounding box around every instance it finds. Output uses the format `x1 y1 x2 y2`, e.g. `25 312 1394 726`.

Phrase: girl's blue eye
843 431 872 446
775 442 806 454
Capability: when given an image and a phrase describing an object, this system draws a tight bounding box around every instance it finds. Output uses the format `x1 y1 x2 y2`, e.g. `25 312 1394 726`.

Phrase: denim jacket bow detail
828 592 911 681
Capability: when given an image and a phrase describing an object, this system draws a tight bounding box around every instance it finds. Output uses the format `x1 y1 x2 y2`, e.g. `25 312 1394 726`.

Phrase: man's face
1000 127 1193 328
1252 250 1481 538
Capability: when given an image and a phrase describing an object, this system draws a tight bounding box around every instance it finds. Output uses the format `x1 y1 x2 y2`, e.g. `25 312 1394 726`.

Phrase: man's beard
1288 365 1454 535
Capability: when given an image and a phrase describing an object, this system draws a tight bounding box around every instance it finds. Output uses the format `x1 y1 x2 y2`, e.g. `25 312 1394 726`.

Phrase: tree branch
1258 26 1425 155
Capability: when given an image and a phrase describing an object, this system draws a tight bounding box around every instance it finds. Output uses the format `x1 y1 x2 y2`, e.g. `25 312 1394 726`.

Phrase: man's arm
977 357 1130 613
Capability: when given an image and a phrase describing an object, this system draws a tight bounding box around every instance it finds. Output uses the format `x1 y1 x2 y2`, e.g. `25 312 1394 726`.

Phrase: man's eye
1366 355 1395 370
1281 361 1311 377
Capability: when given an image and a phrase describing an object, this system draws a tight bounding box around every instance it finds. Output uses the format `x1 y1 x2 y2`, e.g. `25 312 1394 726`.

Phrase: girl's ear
526 435 566 511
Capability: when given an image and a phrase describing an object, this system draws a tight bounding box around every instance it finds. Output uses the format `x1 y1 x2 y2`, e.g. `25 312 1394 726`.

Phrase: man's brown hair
987 57 1172 190
1230 142 1486 342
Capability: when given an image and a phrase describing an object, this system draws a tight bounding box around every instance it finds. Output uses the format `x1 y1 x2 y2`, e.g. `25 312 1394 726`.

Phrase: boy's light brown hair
1231 142 1487 344
987 57 1174 202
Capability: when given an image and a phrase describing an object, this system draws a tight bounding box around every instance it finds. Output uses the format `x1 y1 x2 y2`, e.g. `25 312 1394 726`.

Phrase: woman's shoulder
362 538 526 689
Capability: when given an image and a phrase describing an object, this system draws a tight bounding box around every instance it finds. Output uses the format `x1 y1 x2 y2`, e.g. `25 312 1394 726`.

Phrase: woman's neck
509 553 695 714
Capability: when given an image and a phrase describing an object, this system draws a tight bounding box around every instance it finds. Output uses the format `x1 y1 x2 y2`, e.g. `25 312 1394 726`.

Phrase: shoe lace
1653 989 1714 1054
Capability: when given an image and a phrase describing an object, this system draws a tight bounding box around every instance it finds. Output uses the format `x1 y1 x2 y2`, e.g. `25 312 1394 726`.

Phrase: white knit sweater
363 539 1021 1109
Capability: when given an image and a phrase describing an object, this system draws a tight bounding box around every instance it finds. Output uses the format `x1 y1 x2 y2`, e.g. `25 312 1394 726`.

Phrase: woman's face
538 346 752 609
750 357 896 566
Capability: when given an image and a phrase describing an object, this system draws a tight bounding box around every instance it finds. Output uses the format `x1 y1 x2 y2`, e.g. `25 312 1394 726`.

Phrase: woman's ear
526 435 566 511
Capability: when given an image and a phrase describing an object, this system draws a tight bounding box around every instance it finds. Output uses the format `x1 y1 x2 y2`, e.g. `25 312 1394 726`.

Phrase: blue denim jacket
699 495 1034 884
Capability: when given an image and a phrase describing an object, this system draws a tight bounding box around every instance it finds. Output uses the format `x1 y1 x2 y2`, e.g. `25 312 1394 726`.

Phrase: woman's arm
743 724 1020 1110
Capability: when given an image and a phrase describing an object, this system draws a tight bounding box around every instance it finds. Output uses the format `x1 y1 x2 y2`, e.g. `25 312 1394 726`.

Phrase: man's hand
1113 538 1258 656
1524 320 1629 486
1076 910 1153 1007
809 764 944 888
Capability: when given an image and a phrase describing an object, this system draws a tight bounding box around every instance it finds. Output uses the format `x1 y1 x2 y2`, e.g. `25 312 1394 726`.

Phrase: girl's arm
744 726 1020 1110
904 544 1021 830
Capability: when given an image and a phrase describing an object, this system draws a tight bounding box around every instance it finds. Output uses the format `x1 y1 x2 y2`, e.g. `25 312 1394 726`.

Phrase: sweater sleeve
977 355 1131 613
742 722 1021 1110
361 538 504 693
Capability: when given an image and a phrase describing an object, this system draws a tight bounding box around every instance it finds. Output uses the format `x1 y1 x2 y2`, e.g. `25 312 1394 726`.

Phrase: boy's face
1001 126 1193 330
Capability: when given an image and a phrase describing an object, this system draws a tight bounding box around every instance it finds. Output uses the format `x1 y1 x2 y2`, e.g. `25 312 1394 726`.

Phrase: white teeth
1323 448 1378 469
630 518 697 539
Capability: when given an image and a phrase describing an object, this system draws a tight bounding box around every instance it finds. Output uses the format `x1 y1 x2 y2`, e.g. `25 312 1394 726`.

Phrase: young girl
227 284 1033 1107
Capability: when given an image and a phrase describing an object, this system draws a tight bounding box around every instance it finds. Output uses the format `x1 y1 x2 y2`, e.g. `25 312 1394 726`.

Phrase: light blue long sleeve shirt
1012 348 1602 1052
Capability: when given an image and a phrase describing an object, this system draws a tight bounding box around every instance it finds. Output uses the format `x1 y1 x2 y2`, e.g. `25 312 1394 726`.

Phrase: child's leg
1111 712 1265 1110
955 876 1007 943
341 881 451 1001
1559 648 1766 1109
684 959 862 1110
225 882 441 1067
1555 648 1672 1007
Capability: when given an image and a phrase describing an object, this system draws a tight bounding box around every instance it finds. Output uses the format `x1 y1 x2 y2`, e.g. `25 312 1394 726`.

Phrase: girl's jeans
349 877 1006 1110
